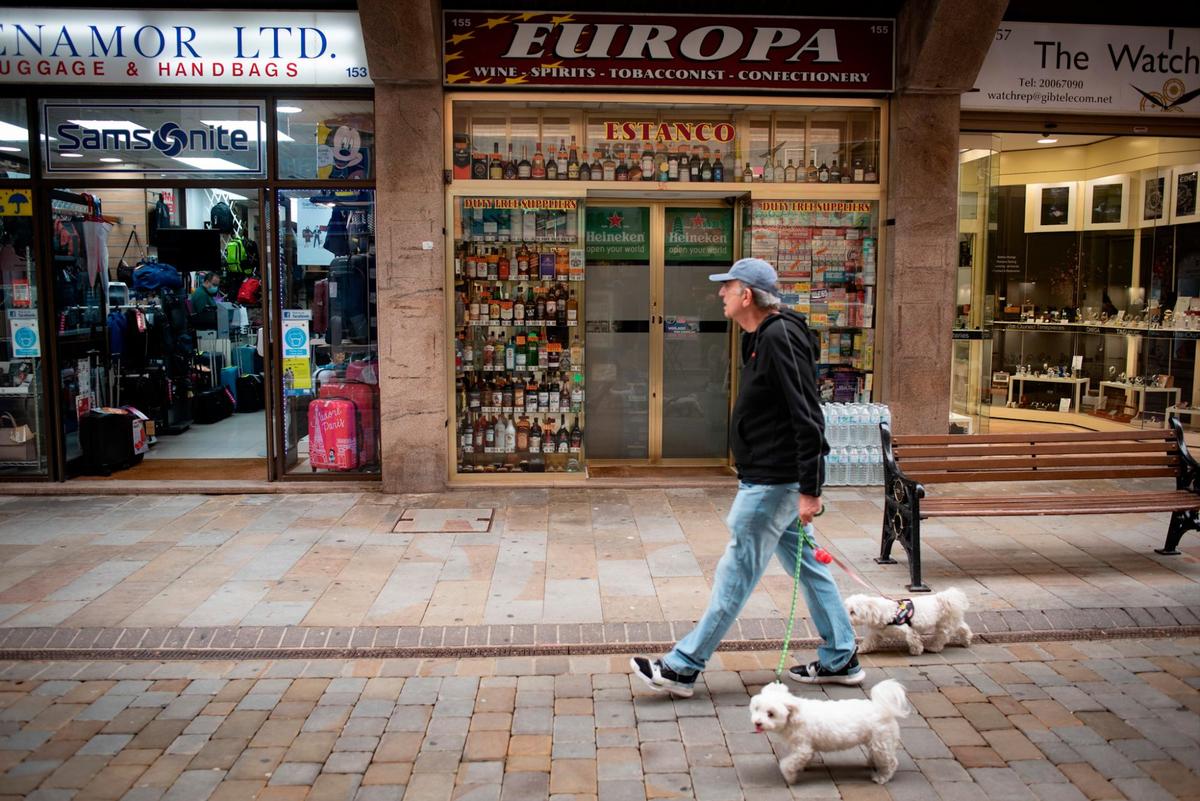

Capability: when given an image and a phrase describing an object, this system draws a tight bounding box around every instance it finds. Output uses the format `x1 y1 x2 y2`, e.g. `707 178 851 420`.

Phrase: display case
745 199 878 402
452 196 585 473
450 99 881 187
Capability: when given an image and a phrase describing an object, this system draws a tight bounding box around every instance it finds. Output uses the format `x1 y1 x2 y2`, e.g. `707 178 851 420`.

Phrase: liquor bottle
474 415 487 454
503 144 517 180
566 290 578 324
504 337 516 370
640 143 654 181
678 147 691 182
532 143 546 179
557 415 570 453
614 148 628 181
516 414 530 452
690 146 702 181
538 338 548 369
864 162 877 182
852 157 864 183
514 288 525 324
535 291 546 322
467 376 481 410
830 158 843 184
700 151 713 182
656 144 670 181
806 159 818 182
818 161 830 183
489 143 504 180
571 372 584 410
742 162 754 183
570 416 582 452
504 416 516 453
516 247 529 278
460 415 473 454
493 415 506 454
513 381 525 408
628 153 642 181
763 158 775 183
462 334 475 370
546 155 558 180
712 151 724 182
530 417 543 453
668 148 680 181
527 331 539 366
591 148 604 180
555 289 567 327
560 382 571 413
567 136 580 180
517 145 532 179
548 339 561 371
501 380 514 410
498 248 510 280
772 158 785 183
482 330 495 370
545 289 557 321
484 415 496 450
785 159 798 182
570 337 583 369
579 158 591 181
538 380 550 412
549 377 560 412
469 147 487 180
603 149 617 181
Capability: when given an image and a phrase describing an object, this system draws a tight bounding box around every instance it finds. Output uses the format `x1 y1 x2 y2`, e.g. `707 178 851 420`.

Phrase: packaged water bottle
869 446 883 485
829 447 844 486
843 447 857 485
858 447 870 486
824 403 838 447
868 405 882 447
851 404 864 446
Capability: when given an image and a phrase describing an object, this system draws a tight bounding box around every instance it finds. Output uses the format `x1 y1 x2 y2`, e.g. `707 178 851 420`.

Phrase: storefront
440 12 894 481
951 21 1200 435
0 7 381 482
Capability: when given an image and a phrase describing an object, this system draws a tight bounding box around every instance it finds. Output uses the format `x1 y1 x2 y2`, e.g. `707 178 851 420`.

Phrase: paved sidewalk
1 484 1197 650
0 637 1196 801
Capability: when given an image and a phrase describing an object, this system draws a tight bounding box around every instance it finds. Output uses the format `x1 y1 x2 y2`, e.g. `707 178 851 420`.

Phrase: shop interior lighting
0 121 28 140
170 156 248 171
59 152 83 158
68 120 150 133
0 146 20 153
277 105 303 114
1037 135 1059 144
98 157 122 163
200 120 295 143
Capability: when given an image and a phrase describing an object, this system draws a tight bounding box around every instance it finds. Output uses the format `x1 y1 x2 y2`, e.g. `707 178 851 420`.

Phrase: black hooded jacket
730 309 829 495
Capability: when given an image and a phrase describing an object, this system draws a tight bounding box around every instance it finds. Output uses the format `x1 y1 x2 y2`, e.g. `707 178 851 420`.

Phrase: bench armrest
1169 417 1200 494
880 421 926 509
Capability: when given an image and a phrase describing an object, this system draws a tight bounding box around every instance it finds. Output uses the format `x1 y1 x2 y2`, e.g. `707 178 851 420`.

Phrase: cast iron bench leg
876 514 897 565
905 515 931 593
1156 509 1198 555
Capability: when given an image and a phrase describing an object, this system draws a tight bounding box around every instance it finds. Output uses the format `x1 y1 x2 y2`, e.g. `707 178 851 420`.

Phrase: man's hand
798 493 822 525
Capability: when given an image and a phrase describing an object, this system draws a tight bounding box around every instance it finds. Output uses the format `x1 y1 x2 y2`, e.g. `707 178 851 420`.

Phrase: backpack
224 237 249 274
236 277 261 305
210 201 235 233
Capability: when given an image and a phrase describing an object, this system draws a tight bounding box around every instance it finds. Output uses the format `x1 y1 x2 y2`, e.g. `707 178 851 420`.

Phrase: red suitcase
316 380 379 467
308 398 360 470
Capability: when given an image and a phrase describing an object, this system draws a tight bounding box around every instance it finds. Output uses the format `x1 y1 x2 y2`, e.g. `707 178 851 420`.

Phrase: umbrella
6 193 28 214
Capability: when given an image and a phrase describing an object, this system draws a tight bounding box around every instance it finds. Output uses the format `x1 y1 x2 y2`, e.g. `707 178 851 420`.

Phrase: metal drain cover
393 508 495 533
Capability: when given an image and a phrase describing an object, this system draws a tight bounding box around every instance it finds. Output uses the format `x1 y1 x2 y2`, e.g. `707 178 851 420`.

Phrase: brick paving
1 485 1196 644
0 637 1194 800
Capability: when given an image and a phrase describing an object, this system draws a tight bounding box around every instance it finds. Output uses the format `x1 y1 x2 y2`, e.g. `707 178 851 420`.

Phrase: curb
1 625 1196 662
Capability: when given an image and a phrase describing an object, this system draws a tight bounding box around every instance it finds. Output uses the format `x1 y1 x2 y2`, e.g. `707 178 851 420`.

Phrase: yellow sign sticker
0 189 32 217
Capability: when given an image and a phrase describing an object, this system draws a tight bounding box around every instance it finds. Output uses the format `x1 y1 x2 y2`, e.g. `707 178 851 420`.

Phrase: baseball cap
708 258 778 294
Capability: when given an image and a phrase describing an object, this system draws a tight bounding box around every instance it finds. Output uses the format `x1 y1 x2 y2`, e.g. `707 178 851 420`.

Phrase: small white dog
844 587 972 655
749 679 909 784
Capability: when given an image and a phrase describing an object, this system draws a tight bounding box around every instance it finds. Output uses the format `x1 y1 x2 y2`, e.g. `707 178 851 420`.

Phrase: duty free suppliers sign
965 22 1200 116
0 9 370 85
444 11 894 92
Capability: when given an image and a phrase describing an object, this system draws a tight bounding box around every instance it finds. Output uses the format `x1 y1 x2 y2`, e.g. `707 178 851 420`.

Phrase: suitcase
318 380 378 466
193 386 235 424
233 345 262 375
79 410 143 475
220 366 239 404
236 374 264 413
308 398 360 470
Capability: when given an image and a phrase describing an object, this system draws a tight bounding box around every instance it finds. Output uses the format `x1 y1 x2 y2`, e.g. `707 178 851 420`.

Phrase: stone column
879 0 1008 434
359 0 448 492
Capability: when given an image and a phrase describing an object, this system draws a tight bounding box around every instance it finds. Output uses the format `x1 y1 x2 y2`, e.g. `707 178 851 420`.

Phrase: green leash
774 508 826 681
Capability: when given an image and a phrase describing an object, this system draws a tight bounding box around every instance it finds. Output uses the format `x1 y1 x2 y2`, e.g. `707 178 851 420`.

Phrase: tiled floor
0 482 1195 635
145 412 268 460
0 637 1196 801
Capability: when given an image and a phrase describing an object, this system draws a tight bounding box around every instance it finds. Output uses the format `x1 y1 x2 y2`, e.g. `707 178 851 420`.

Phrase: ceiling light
170 156 249 171
68 119 150 133
0 121 28 141
277 105 303 114
1037 136 1058 144
218 191 249 201
200 120 294 143
99 157 122 163
59 153 83 158
0 146 20 153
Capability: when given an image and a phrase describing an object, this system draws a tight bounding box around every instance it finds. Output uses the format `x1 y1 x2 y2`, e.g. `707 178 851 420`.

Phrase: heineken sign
665 208 732 262
443 11 894 92
585 206 649 261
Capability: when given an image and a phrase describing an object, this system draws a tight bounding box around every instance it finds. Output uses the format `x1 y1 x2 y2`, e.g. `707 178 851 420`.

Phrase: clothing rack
50 189 121 224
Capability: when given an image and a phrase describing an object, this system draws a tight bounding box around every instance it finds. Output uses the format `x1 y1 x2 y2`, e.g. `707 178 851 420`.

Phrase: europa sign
444 11 894 92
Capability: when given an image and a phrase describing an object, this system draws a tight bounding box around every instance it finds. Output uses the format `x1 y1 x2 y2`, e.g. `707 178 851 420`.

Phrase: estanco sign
443 11 894 92
0 8 370 85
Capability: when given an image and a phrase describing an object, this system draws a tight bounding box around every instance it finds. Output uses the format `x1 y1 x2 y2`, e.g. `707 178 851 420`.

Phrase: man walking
631 258 860 697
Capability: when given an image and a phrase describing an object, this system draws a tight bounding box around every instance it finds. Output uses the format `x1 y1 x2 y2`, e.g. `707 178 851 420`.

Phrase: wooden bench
878 418 1200 591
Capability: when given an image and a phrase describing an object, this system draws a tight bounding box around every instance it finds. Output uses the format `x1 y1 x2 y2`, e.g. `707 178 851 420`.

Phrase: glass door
583 202 734 465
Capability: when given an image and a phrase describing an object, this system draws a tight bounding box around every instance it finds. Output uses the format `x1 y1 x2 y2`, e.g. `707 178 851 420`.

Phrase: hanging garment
81 219 113 289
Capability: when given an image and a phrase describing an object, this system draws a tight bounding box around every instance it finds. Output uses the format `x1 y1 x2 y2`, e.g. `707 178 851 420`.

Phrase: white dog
749 679 909 784
844 588 972 655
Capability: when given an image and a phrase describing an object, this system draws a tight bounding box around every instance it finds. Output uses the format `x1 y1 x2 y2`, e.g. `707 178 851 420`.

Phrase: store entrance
48 186 269 480
584 202 734 466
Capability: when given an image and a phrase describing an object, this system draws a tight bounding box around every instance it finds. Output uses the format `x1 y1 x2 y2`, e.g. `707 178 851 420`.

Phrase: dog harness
889 599 915 627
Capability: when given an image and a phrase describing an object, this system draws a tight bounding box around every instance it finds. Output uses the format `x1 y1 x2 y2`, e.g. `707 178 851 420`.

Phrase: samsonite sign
964 23 1200 117
444 11 894 92
0 9 370 85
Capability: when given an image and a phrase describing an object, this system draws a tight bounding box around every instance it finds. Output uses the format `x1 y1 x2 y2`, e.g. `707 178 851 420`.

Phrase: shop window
954 133 1200 431
0 187 45 475
276 189 379 474
450 99 881 185
276 100 374 181
0 98 30 179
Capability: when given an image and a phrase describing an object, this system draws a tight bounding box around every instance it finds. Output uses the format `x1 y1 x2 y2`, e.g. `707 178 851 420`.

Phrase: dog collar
889 599 915 627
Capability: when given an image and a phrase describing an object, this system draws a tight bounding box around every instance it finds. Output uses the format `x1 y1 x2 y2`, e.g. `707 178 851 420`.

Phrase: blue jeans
663 481 857 675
